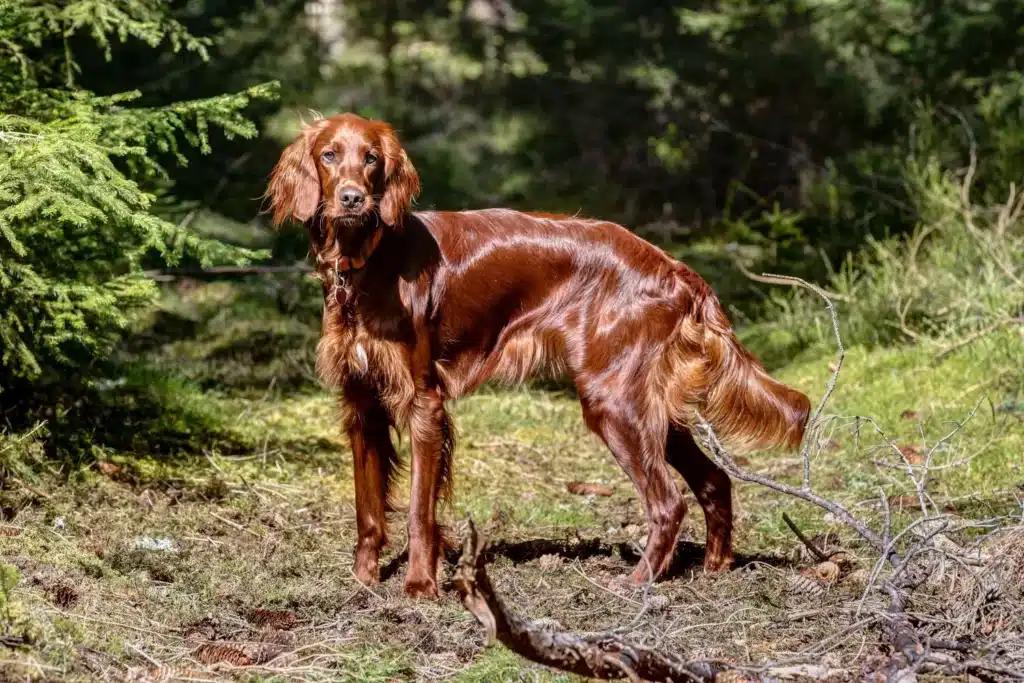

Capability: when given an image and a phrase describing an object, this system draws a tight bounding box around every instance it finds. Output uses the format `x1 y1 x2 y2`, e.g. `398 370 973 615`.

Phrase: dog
265 113 811 598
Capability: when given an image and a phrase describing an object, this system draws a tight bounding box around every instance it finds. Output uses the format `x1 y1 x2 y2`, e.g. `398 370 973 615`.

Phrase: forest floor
2 277 1022 682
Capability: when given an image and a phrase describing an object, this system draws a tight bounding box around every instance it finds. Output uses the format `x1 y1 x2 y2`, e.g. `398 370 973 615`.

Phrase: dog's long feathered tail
661 279 811 454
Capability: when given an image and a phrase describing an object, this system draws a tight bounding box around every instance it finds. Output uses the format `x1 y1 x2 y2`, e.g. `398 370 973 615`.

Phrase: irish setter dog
266 113 811 598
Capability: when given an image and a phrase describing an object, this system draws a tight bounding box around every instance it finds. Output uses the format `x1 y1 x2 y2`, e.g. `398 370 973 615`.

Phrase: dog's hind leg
580 392 686 583
666 426 734 571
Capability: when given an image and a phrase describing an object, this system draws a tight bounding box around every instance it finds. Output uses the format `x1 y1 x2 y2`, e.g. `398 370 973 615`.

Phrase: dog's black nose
339 188 365 210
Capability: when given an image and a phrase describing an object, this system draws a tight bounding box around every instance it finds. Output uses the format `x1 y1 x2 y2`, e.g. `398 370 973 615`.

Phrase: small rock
133 536 176 552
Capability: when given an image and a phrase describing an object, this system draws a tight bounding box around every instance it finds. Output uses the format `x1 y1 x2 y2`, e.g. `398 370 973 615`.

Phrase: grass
1 271 1022 682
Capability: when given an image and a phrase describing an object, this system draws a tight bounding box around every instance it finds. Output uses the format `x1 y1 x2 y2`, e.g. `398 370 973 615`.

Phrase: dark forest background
2 0 1023 457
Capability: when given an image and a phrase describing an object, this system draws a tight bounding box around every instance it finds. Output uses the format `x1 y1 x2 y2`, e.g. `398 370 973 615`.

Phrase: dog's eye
365 152 378 166
321 150 336 164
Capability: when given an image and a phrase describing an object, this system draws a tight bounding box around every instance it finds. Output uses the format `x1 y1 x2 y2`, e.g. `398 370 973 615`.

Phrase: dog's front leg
404 387 450 599
343 384 399 587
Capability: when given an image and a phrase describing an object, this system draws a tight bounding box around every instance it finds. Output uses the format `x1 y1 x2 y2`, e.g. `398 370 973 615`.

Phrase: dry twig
781 513 828 563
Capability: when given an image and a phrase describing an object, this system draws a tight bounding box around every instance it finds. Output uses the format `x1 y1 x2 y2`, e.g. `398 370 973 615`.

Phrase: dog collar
320 223 384 307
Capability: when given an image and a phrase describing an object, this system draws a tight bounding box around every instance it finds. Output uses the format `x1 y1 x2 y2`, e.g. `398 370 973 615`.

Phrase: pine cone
248 608 297 631
192 643 252 666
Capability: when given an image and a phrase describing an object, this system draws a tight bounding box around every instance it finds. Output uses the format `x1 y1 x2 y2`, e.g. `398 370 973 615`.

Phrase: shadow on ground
379 534 789 584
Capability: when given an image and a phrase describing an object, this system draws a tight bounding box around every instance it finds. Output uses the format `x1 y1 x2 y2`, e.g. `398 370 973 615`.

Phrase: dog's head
266 113 420 235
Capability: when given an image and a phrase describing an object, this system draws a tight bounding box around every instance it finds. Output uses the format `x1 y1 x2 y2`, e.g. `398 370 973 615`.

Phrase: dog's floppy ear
379 127 421 228
266 120 329 226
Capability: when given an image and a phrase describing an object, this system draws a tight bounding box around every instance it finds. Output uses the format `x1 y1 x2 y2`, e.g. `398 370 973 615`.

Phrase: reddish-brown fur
266 113 812 598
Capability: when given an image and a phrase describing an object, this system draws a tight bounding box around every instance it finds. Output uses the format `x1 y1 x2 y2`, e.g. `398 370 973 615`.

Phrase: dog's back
413 208 810 455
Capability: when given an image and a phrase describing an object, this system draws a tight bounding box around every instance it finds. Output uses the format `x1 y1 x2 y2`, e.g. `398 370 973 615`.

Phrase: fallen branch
690 273 882 558
454 520 851 682
453 520 722 682
694 416 888 558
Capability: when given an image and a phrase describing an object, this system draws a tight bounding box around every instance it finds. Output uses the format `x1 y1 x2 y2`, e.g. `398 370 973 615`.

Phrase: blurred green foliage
14 0 1018 301
2 0 1023 458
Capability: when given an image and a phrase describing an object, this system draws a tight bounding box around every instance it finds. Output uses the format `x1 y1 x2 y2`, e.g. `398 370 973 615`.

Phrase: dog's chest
315 303 417 425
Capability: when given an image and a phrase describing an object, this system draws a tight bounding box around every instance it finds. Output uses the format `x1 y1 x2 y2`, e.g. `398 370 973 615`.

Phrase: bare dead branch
695 412 888 557
725 249 852 302
754 273 845 492
934 317 1024 361
143 263 312 282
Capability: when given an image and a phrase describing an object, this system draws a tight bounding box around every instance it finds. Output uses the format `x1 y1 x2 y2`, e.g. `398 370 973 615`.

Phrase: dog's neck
313 218 385 275
311 215 392 308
